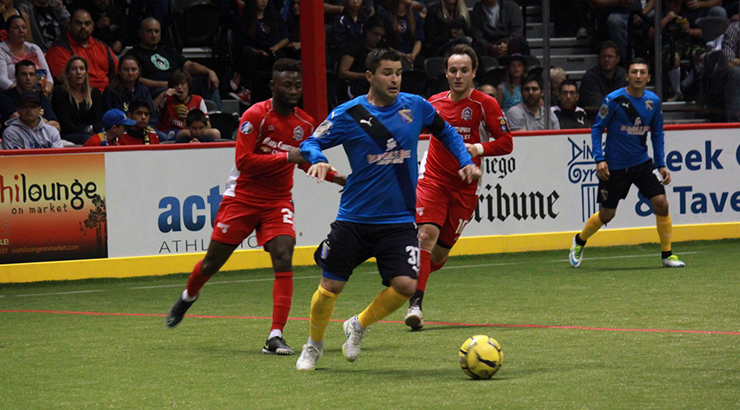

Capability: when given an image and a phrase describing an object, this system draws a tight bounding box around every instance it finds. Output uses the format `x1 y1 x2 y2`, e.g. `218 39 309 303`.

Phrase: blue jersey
300 93 474 224
592 87 665 170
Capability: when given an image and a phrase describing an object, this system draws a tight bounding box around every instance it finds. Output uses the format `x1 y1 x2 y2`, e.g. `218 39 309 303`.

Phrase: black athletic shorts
598 159 666 209
314 221 420 285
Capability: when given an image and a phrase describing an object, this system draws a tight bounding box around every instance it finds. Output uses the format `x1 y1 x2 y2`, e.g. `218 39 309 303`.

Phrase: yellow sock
309 285 339 343
656 214 673 252
357 286 409 328
580 212 604 241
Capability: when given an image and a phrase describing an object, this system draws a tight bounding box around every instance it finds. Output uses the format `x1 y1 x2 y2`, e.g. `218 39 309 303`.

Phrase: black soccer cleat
262 336 295 355
166 294 198 328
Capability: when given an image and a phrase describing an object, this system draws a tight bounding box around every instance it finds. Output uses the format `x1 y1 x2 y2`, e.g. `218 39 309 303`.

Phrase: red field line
3 309 739 335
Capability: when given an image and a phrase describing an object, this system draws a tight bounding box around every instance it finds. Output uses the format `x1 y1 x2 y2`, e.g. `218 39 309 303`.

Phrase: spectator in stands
1 91 62 149
120 97 160 145
113 0 160 43
506 75 560 131
228 0 290 106
126 17 221 107
102 54 160 115
0 15 53 94
86 0 128 54
176 109 216 143
17 0 70 53
333 0 371 57
377 0 425 69
424 0 473 58
51 56 104 145
549 66 566 106
496 53 527 112
83 108 136 146
551 79 590 129
710 21 740 121
285 0 303 60
155 69 220 142
682 0 728 21
0 59 59 131
478 81 497 99
588 0 649 61
0 0 34 43
579 40 627 117
470 0 526 59
46 9 118 92
337 16 387 102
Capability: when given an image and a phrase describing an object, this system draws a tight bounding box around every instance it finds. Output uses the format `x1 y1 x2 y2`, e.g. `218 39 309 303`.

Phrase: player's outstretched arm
458 164 482 184
307 162 335 183
287 148 308 164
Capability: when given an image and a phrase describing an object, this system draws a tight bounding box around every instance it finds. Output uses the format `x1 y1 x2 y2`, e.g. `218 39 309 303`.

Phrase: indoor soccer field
2 239 739 409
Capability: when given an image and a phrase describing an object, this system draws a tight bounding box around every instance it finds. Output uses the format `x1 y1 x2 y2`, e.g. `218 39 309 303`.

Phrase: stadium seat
172 2 221 56
208 112 240 140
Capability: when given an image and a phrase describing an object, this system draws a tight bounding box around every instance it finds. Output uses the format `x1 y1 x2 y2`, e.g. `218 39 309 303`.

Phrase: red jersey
422 88 513 194
156 94 208 131
119 127 161 145
224 99 315 204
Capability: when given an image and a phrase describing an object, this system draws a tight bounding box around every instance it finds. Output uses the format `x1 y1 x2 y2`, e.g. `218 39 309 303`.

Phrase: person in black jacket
51 55 104 145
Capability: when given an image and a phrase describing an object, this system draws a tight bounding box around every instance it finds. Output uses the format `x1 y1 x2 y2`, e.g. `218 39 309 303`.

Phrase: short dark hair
167 69 193 91
600 40 619 54
15 59 36 76
186 109 207 126
559 78 579 94
365 48 401 73
272 58 302 75
522 74 542 90
128 97 151 114
445 43 478 71
628 57 651 74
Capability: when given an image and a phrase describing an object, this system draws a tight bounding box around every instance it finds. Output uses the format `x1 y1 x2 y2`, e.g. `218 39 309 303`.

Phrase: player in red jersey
166 59 345 355
404 44 514 330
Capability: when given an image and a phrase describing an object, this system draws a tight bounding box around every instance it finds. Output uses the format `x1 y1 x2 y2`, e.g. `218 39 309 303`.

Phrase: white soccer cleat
404 306 424 330
342 315 366 362
662 255 685 268
296 343 322 371
569 234 584 268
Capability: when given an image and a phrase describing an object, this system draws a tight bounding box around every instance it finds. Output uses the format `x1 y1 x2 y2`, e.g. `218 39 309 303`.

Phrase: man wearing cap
84 108 136 146
2 91 62 149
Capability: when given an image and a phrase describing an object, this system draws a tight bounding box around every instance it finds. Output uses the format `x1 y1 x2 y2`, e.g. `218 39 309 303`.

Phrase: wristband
474 143 484 156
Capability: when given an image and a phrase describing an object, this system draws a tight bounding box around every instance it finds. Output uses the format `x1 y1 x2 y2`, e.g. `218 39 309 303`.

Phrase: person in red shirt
83 108 136 146
165 59 345 355
155 69 220 141
404 44 514 330
119 97 160 145
45 8 118 91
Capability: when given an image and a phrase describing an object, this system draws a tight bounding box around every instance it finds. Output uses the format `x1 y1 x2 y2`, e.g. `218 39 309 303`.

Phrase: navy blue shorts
598 159 666 209
314 221 420 286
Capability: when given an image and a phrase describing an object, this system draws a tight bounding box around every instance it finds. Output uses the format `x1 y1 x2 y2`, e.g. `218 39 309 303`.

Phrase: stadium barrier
2 124 739 283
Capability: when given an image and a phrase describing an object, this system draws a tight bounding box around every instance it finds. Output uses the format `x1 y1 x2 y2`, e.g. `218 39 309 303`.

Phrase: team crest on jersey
416 207 424 216
315 120 332 138
499 116 509 132
240 121 253 134
599 104 609 118
461 107 473 120
645 100 654 111
293 126 304 141
398 109 413 124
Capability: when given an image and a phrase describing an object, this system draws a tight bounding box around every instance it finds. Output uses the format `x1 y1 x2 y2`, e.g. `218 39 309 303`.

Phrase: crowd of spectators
2 0 740 149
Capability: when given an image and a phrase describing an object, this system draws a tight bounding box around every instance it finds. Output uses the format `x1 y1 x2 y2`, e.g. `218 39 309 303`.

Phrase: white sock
181 289 197 302
269 329 282 339
307 337 324 349
668 67 681 95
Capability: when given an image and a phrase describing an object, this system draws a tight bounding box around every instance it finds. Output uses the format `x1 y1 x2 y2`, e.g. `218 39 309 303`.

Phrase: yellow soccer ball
458 335 503 379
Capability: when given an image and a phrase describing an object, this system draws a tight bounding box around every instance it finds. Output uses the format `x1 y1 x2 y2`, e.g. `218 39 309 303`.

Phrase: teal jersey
300 93 474 224
592 87 666 170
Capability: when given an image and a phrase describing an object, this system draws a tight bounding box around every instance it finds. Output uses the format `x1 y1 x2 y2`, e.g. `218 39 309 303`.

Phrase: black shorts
314 221 420 286
598 159 665 209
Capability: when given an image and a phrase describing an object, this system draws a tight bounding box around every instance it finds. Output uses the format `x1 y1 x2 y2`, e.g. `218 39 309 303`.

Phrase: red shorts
416 178 477 248
211 196 296 246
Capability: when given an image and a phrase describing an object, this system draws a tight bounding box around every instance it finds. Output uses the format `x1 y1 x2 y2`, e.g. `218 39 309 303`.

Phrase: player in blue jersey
569 58 685 269
293 49 481 371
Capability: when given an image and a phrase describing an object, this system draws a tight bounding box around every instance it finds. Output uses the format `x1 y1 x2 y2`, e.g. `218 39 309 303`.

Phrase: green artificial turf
1 239 739 409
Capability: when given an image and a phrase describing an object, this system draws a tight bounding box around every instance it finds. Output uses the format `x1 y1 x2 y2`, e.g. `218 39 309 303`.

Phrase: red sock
430 256 448 274
186 260 209 298
271 271 294 331
416 249 431 293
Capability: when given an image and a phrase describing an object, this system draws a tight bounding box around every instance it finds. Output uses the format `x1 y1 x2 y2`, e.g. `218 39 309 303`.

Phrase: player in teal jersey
294 48 481 371
569 57 685 269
